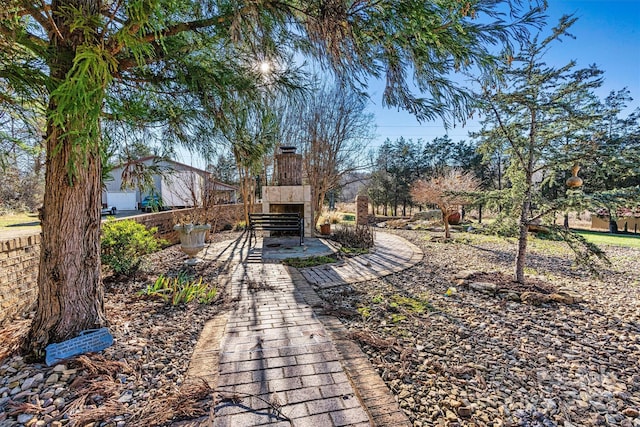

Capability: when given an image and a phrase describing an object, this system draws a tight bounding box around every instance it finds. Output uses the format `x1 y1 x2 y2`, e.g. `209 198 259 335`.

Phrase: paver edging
301 232 423 290
287 266 412 427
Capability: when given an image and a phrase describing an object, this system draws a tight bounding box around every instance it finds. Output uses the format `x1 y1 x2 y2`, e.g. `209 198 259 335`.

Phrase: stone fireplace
262 146 313 237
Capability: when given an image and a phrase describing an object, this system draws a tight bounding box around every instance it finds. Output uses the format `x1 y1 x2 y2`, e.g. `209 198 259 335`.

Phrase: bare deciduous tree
278 82 373 227
411 169 480 239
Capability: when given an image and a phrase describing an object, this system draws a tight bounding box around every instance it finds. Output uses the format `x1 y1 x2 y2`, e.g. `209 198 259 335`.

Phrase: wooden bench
249 213 304 246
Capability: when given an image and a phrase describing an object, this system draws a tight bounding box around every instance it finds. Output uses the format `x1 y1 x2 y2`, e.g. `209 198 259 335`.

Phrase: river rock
623 408 640 418
469 282 497 294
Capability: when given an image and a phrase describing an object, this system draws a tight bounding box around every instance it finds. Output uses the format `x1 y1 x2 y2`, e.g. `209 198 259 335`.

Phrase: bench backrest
249 213 300 223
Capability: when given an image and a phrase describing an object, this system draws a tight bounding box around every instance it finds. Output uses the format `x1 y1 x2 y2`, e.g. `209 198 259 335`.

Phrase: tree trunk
478 204 483 224
26 0 107 357
27 126 106 357
443 208 451 239
514 187 534 283
514 204 529 284
313 187 327 229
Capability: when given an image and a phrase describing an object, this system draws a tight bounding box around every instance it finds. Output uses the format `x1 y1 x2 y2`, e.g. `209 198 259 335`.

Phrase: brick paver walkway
300 232 423 289
188 232 422 426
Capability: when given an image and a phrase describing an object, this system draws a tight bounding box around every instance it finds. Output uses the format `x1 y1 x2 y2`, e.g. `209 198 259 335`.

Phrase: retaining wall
0 234 41 326
0 204 253 325
591 215 640 233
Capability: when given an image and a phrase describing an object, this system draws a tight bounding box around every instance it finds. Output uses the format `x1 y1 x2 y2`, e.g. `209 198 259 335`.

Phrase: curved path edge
300 231 424 289
186 232 422 426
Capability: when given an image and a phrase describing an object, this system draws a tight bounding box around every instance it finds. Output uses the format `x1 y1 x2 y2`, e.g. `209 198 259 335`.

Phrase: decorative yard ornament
566 164 583 188
174 223 211 265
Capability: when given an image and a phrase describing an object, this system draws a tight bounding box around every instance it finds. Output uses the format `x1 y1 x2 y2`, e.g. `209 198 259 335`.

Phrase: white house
102 156 237 210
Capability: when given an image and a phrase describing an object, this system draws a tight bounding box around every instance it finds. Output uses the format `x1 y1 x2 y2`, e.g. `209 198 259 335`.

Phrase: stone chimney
275 146 302 186
262 145 313 238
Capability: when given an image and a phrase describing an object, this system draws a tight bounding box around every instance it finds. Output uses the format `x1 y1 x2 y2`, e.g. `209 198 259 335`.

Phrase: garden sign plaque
45 327 114 366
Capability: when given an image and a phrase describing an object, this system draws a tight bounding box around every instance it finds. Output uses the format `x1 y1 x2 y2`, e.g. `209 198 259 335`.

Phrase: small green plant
390 313 407 323
234 220 247 231
340 246 369 256
389 294 433 314
342 214 355 222
357 306 371 319
138 273 218 305
372 294 385 304
282 255 336 268
101 219 168 276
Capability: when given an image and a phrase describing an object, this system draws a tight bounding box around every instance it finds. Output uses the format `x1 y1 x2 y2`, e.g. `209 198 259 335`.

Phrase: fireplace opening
268 203 304 237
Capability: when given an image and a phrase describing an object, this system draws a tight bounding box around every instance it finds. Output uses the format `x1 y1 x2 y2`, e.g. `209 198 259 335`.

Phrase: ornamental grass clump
332 224 375 251
138 272 218 305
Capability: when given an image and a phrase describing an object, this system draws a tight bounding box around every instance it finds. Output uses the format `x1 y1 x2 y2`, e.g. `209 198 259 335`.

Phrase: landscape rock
317 228 640 427
468 281 497 294
520 291 551 305
624 408 640 418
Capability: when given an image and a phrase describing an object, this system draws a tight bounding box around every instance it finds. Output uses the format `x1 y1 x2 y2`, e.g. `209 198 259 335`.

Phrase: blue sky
179 1 640 167
366 0 640 148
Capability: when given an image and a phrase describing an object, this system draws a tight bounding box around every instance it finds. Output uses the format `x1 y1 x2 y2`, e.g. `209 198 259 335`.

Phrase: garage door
106 191 137 210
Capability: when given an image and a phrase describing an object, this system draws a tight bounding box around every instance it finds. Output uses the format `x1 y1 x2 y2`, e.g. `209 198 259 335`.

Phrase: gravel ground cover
2 228 639 427
0 231 243 427
317 229 640 427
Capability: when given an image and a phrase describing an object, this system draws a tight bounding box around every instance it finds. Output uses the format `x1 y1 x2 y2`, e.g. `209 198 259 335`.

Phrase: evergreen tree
583 89 640 192
1 0 544 355
474 16 605 283
388 137 423 216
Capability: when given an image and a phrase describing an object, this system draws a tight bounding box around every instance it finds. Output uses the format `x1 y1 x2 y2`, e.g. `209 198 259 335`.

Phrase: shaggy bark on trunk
26 0 106 356
28 127 106 356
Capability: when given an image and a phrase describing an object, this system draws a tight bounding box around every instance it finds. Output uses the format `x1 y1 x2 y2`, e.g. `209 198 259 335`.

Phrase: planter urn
566 164 583 188
448 211 461 225
174 224 211 265
320 223 331 235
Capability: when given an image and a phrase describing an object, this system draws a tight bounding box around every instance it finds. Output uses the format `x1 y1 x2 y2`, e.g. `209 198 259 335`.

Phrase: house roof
209 180 238 191
112 155 238 191
113 155 206 175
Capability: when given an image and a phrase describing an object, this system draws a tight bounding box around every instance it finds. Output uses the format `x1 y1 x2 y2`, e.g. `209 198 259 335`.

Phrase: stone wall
0 234 41 326
355 195 369 226
591 215 640 233
0 204 252 325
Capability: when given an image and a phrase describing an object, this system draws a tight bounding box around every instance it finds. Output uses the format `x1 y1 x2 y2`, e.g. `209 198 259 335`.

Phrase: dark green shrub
101 219 167 276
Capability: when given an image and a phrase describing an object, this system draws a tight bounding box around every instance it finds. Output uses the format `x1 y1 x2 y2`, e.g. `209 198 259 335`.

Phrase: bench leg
300 219 304 246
